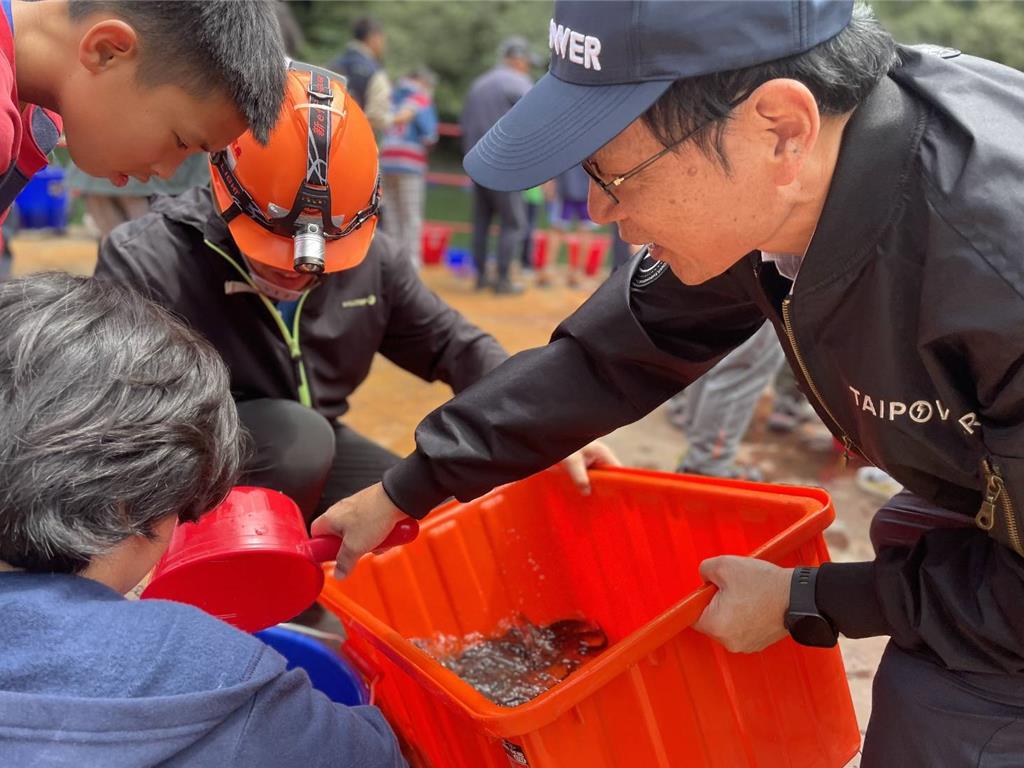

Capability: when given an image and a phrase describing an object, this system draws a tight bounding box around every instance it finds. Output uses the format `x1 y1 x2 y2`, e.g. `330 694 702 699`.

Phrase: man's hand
560 440 621 494
310 483 411 579
692 556 793 653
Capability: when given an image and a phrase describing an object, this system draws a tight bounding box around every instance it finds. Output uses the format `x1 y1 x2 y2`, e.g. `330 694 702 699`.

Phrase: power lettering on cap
549 20 602 71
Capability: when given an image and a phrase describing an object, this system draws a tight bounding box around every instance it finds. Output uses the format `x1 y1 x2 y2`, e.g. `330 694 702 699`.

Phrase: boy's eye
174 134 188 151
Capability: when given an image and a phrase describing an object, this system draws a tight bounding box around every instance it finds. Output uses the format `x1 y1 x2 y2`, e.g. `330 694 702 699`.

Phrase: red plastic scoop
141 486 418 632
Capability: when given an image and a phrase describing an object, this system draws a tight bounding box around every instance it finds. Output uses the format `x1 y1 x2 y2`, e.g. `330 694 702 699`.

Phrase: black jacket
381 47 1024 674
94 187 508 421
327 43 379 109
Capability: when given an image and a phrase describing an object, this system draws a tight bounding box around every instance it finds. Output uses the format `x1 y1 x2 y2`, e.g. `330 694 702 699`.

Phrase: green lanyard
205 238 314 408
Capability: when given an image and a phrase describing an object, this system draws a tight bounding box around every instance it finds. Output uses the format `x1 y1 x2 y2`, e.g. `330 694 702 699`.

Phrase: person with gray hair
0 272 406 766
459 36 538 294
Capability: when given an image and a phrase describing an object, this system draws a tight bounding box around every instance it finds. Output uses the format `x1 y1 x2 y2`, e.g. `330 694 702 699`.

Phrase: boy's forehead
185 98 249 152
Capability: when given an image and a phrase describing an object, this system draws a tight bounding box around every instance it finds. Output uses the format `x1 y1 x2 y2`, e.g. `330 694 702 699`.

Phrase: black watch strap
785 566 839 648
789 567 819 614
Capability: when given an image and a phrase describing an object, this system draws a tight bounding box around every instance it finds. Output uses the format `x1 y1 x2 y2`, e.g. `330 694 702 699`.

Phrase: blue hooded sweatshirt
0 573 407 767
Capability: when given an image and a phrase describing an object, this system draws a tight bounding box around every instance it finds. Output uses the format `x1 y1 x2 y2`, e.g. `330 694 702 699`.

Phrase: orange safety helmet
209 60 380 274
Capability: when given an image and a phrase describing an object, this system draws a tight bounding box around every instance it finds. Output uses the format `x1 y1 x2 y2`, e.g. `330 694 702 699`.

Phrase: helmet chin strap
243 255 313 301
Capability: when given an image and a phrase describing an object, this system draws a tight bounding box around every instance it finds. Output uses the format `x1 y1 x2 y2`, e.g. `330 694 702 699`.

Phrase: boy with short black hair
0 0 285 215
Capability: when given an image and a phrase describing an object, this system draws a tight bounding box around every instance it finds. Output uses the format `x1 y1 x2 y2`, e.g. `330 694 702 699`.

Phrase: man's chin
650 245 704 285
666 263 708 285
656 244 747 286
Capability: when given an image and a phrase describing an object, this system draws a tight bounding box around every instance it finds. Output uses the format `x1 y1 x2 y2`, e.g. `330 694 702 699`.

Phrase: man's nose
587 183 619 226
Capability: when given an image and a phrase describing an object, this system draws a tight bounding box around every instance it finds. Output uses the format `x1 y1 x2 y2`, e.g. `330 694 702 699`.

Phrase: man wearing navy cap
315 2 1024 763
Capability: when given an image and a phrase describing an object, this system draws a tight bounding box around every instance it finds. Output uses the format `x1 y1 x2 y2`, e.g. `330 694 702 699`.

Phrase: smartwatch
784 566 838 648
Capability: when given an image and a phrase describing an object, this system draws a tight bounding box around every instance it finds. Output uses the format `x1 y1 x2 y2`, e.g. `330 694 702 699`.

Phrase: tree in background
286 1 1024 125
875 0 1024 71
288 0 551 123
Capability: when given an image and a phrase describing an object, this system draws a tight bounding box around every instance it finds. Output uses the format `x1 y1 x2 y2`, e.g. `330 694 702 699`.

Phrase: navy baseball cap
465 0 854 191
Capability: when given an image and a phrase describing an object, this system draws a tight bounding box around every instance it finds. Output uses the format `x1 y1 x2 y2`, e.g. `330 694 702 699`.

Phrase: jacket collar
202 200 236 255
796 74 928 295
148 186 236 255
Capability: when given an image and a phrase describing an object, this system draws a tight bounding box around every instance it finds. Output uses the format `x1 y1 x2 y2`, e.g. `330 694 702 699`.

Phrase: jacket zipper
781 297 857 464
979 458 1024 556
205 239 314 408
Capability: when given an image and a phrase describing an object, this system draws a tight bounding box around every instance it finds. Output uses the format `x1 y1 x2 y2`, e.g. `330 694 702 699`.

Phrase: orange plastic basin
320 467 860 768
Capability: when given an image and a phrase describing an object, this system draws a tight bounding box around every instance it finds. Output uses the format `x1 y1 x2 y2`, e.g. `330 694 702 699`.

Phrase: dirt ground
12 231 886 766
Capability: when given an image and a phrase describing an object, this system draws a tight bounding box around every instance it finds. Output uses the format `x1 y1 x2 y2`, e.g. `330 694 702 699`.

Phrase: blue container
256 626 369 705
14 165 68 230
444 247 473 273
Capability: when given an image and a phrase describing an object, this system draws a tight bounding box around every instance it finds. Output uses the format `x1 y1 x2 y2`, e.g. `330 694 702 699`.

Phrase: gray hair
643 3 899 170
67 0 287 143
0 273 242 574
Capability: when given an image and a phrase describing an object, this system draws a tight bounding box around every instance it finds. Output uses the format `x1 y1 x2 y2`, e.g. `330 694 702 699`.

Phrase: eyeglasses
582 96 748 205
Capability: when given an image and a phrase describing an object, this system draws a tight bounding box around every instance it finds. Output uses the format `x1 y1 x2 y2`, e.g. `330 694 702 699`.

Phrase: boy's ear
78 20 138 74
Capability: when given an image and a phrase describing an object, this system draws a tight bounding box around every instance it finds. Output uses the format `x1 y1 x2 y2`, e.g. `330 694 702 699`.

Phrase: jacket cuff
381 451 450 520
815 561 891 639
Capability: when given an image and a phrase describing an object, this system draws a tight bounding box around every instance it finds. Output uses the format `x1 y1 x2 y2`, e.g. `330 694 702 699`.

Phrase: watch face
787 613 838 648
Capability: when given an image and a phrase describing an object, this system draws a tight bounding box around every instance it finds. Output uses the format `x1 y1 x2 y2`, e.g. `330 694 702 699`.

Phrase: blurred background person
518 184 546 278
460 36 536 294
537 164 599 289
672 323 787 481
767 365 818 433
381 67 439 270
329 16 412 138
274 0 305 57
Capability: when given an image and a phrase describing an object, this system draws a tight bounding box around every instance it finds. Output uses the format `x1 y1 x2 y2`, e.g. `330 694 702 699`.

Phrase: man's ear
741 79 821 186
77 19 138 74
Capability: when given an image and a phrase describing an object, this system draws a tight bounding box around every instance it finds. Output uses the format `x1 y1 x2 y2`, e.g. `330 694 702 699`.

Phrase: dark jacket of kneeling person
0 273 407 768
94 186 509 421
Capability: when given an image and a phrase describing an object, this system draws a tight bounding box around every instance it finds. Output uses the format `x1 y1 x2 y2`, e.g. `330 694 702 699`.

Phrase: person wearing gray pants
470 182 526 293
460 37 536 294
675 321 786 479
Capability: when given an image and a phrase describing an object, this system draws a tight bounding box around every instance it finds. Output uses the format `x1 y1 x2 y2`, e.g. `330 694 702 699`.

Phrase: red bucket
421 224 451 266
584 237 609 276
142 486 418 632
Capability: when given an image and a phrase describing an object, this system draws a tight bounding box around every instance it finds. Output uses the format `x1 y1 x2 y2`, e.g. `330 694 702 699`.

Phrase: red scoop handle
307 518 420 563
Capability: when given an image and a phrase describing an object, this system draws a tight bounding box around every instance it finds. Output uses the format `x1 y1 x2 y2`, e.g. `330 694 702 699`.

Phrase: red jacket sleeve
0 54 20 180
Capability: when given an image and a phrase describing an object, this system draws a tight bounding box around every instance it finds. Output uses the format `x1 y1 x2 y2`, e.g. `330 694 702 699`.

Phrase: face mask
243 255 310 302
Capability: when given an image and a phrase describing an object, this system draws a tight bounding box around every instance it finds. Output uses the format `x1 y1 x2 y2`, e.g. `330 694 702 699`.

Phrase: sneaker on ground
768 399 817 433
677 463 765 483
493 280 526 295
855 466 903 499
